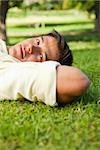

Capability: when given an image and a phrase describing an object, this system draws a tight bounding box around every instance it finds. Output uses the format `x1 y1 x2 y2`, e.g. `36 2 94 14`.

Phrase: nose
26 45 46 62
27 45 38 55
28 45 42 55
28 47 32 54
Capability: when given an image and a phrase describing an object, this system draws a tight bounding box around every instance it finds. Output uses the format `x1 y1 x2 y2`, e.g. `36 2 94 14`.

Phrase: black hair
47 30 73 66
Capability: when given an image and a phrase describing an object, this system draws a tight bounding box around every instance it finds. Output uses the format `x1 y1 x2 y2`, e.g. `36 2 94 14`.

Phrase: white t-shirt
0 39 60 106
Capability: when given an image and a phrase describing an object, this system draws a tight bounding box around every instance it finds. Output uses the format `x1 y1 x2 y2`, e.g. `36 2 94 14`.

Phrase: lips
20 44 26 59
20 46 23 59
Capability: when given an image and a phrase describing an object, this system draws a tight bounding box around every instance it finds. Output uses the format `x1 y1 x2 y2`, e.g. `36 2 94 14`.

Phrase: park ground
0 9 100 150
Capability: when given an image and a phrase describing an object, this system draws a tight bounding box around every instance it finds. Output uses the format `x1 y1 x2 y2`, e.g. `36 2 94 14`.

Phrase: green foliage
18 0 60 11
7 0 96 12
58 0 95 12
9 0 24 9
75 0 95 12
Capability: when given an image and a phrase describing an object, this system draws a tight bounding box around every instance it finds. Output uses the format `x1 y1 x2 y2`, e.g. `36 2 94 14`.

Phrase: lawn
0 9 100 150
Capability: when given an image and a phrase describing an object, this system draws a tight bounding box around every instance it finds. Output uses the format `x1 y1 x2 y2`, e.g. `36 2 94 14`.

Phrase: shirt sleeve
0 61 60 106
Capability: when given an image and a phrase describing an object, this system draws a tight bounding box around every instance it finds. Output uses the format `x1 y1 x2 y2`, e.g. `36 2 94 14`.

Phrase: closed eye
36 39 40 45
45 53 48 61
40 54 43 62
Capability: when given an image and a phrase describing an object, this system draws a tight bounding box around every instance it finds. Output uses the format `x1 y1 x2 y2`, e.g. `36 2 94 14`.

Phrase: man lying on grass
0 30 90 106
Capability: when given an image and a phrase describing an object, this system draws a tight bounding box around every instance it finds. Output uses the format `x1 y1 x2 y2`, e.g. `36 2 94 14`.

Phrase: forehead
43 35 60 60
44 35 57 46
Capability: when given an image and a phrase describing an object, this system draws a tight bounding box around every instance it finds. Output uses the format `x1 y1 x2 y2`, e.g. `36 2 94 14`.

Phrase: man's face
8 36 60 62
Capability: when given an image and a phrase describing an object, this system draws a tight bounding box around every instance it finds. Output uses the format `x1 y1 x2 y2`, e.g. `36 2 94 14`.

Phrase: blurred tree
64 0 100 31
94 1 100 31
77 0 100 31
0 0 23 42
0 0 9 41
62 0 70 10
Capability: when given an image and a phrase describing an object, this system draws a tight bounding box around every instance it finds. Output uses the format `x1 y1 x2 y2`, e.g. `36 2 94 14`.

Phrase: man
0 30 90 106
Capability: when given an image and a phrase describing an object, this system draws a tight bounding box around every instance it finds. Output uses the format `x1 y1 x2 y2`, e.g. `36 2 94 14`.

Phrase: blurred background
0 0 100 45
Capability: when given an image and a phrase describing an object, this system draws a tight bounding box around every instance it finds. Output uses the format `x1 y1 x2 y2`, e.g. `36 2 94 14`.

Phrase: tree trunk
62 0 69 10
0 0 9 42
94 1 100 31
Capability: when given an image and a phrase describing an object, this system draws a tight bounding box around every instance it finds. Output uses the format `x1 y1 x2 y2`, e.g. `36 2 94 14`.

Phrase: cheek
9 47 16 57
23 55 38 62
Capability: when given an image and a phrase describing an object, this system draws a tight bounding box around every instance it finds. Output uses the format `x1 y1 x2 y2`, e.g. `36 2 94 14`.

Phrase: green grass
0 101 99 150
0 9 100 150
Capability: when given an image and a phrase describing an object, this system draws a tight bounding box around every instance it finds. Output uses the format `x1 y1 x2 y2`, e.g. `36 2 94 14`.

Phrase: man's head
8 30 73 65
46 30 73 65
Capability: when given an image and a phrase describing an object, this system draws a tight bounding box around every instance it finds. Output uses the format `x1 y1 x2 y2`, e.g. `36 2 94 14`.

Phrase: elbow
56 66 90 105
77 74 90 96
